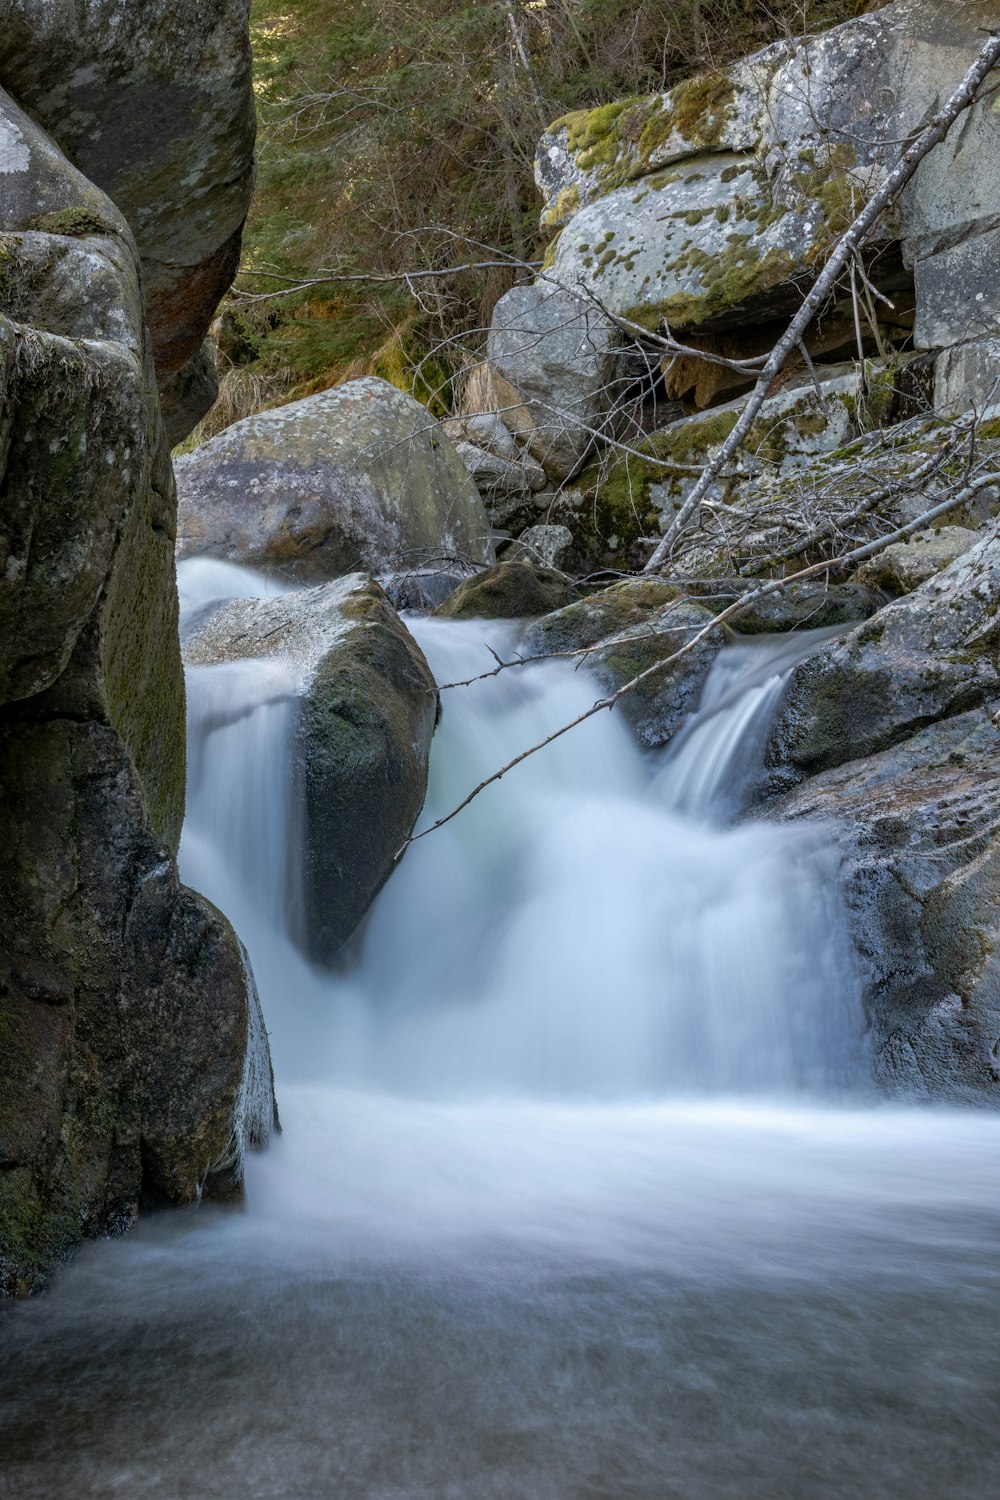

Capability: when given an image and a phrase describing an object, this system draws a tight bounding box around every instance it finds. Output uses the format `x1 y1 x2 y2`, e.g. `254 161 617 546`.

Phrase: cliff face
0 2 275 1295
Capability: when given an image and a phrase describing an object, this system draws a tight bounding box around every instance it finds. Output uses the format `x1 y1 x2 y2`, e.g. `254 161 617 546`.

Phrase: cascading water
3 560 999 1500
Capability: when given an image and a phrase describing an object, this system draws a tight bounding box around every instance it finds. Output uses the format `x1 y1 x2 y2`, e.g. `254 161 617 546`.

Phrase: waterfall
177 563 865 1098
7 560 999 1500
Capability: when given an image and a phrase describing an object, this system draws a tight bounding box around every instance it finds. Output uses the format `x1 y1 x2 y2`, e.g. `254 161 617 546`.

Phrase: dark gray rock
769 708 1000 1102
768 524 1000 788
161 341 220 449
184 576 439 966
0 22 274 1295
0 718 276 1296
0 0 255 383
525 579 723 747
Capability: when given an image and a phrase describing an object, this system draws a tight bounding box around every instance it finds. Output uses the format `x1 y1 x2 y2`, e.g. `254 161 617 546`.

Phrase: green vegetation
207 0 858 436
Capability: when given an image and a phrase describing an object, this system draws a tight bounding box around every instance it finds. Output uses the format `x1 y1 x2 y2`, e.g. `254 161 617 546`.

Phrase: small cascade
655 625 844 819
176 563 866 1100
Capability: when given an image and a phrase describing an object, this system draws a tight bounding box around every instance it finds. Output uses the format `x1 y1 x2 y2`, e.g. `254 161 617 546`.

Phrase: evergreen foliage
213 0 863 433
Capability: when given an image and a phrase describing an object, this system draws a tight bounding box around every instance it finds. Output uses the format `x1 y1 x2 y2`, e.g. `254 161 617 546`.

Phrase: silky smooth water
2 562 998 1500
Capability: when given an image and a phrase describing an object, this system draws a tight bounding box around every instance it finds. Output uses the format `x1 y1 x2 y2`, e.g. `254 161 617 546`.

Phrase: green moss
623 240 795 333
794 410 830 438
25 205 122 239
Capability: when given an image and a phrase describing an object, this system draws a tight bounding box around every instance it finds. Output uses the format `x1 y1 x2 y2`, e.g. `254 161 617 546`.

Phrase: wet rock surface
768 708 1000 1102
185 576 438 967
525 580 723 747
0 1 272 1293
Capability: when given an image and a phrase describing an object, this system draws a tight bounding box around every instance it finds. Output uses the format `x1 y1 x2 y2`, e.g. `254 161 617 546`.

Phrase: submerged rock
184 576 439 966
175 377 494 580
525 580 723 747
434 561 579 621
770 708 1000 1102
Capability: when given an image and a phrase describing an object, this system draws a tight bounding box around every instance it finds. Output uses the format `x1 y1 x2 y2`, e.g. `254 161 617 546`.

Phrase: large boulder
175 377 495 579
0 37 274 1294
467 1 999 486
767 524 1000 788
0 0 255 394
524 580 723 748
184 576 439 965
769 708 1000 1102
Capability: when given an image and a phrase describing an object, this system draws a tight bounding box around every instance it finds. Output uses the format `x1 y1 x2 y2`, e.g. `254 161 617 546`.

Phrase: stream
1 561 998 1500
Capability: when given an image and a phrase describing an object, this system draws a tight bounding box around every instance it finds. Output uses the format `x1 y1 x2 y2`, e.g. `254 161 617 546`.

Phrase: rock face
768 526 1000 787
453 0 999 571
176 378 495 579
184 577 439 965
0 0 256 430
486 284 618 479
770 710 1000 1101
0 8 273 1293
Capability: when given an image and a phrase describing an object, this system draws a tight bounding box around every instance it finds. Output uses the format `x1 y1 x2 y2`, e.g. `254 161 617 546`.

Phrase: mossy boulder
434 561 579 621
724 581 882 633
563 368 859 574
175 377 494 580
769 707 1000 1103
768 522 1000 788
524 579 723 747
184 575 439 966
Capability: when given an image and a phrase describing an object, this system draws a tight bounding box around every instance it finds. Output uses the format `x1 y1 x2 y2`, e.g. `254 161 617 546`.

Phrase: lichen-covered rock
0 718 276 1296
769 708 1000 1102
510 0 999 469
175 378 494 579
0 0 255 386
543 148 865 336
524 580 723 747
768 524 1000 787
434 562 579 621
486 283 618 478
855 526 981 595
184 576 438 966
537 1 1000 269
